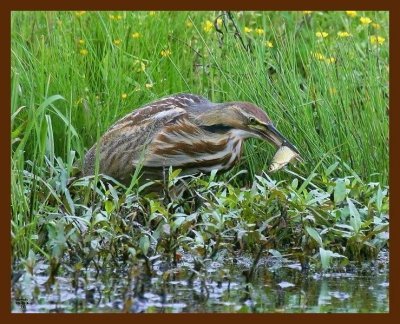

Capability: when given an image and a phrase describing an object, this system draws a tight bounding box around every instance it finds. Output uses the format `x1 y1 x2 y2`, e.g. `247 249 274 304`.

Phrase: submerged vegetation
11 11 389 312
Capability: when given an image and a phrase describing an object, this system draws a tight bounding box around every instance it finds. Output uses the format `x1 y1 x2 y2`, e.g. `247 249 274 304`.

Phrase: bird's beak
261 123 301 156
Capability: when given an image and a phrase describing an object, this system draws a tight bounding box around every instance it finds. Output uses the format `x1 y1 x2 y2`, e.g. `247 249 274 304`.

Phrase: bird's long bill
262 124 301 156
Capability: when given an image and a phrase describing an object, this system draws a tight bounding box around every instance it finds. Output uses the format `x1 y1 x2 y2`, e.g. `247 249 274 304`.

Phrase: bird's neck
226 132 245 164
229 128 258 140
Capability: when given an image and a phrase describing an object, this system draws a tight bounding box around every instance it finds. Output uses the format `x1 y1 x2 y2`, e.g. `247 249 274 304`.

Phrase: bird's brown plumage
83 93 298 185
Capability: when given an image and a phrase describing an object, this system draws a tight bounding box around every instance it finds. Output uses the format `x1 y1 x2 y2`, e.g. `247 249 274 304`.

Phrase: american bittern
83 93 300 185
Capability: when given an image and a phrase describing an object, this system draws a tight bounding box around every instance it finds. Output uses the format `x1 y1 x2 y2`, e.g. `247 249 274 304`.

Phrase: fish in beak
259 123 302 172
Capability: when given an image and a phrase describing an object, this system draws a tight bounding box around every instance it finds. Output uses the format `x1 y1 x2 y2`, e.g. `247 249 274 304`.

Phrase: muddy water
11 251 389 313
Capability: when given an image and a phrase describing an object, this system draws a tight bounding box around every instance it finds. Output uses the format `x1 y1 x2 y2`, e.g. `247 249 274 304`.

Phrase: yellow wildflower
303 11 313 15
75 11 86 17
255 28 265 35
78 39 85 45
161 49 171 57
109 14 115 20
113 39 122 46
145 83 154 89
203 20 214 33
149 11 156 16
134 60 146 72
116 15 123 20
329 87 337 95
346 11 357 18
186 20 193 28
132 32 141 39
121 93 127 99
360 17 372 25
79 49 88 56
216 18 223 27
371 23 381 29
312 52 325 60
244 27 253 33
316 31 329 38
370 35 385 45
337 31 351 38
265 41 273 48
325 57 336 64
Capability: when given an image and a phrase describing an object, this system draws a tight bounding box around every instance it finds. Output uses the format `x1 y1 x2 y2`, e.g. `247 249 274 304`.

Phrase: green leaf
291 178 299 190
38 95 65 113
128 247 137 257
306 226 323 246
325 161 339 176
168 168 182 182
63 188 75 215
209 169 218 183
11 121 27 139
319 248 347 271
139 235 150 256
108 184 119 204
93 213 108 225
105 200 114 214
298 172 318 193
347 198 361 232
11 105 27 121
376 185 383 212
319 247 331 270
45 114 55 166
334 179 346 204
162 224 171 236
49 105 79 138
172 216 185 230
39 114 48 156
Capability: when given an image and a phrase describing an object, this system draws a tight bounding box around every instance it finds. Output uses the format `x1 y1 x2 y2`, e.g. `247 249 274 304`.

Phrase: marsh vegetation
11 11 389 312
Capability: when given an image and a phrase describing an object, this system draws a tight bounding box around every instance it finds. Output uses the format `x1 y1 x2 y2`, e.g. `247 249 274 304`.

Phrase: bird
83 93 300 186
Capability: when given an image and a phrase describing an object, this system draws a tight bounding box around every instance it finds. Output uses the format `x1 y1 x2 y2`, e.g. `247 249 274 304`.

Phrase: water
11 251 389 313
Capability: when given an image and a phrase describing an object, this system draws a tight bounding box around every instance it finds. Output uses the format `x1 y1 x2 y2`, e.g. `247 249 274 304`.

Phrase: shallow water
11 251 389 313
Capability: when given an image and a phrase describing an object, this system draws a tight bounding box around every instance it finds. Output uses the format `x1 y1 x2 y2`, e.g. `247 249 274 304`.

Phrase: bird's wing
88 106 186 181
142 116 233 170
106 93 210 132
84 93 214 180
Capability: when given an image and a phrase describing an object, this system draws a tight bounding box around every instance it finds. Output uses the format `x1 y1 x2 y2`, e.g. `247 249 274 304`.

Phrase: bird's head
211 102 301 156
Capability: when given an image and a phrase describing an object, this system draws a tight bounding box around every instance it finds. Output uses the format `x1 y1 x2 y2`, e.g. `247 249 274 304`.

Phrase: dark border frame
2 0 397 323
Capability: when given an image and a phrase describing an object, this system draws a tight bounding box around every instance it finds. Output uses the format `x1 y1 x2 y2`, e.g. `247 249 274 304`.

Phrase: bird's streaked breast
142 124 244 173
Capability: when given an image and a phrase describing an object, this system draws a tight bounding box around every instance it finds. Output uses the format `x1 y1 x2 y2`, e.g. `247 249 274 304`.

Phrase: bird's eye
248 117 256 124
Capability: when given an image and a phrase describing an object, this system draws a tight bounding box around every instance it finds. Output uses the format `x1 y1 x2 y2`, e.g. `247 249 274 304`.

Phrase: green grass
11 11 389 264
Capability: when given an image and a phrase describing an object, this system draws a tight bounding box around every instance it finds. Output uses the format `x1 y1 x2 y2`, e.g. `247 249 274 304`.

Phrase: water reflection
12 255 389 313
